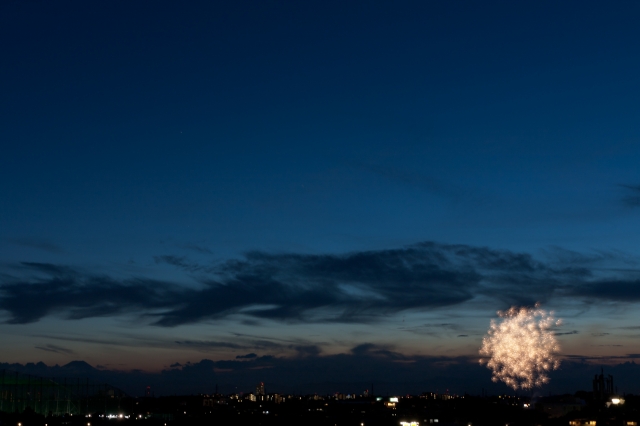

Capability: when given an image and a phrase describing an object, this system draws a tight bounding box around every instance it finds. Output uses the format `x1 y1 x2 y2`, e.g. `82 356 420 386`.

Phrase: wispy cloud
399 322 466 337
0 265 181 324
2 242 640 327
235 353 257 359
175 340 251 350
34 344 74 354
619 184 640 208
357 163 469 203
177 243 212 254
6 238 64 254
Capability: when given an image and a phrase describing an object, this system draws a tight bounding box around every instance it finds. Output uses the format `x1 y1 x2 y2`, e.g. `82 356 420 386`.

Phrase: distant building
538 395 585 418
593 369 614 400
256 382 265 396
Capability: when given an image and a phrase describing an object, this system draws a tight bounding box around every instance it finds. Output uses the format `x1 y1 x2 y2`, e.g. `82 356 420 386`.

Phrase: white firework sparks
479 303 561 389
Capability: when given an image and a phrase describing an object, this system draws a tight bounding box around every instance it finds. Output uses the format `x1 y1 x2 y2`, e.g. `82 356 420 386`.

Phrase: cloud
31 334 135 347
8 344 640 397
399 322 465 337
153 243 486 326
18 262 75 276
359 163 462 198
34 344 74 354
2 242 640 326
177 243 212 254
174 338 301 353
573 279 640 301
292 345 321 357
0 264 182 324
6 238 64 254
555 330 579 336
620 184 640 208
153 255 202 273
0 344 483 396
350 343 407 360
175 340 255 350
236 353 257 359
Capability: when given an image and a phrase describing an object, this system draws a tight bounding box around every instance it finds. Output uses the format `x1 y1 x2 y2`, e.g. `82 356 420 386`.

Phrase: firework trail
479 303 561 389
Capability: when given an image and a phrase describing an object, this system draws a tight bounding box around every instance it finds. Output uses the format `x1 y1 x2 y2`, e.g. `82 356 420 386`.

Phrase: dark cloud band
1 242 639 326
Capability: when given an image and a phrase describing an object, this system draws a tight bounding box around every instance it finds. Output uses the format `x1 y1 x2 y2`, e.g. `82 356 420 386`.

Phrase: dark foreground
1 392 638 426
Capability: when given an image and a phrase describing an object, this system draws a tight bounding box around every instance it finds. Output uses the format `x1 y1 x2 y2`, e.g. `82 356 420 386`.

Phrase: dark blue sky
2 0 640 394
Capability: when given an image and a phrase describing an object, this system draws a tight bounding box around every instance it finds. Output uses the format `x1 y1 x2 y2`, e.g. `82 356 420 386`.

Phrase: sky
2 0 640 396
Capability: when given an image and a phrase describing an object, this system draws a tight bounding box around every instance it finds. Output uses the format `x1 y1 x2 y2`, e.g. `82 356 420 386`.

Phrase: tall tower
593 369 614 400
256 382 265 396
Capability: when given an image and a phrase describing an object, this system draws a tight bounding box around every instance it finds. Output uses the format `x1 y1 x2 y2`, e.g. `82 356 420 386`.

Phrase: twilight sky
2 0 640 395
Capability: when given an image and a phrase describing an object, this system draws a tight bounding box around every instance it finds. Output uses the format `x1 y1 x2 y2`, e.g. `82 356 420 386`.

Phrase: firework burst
479 303 561 389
